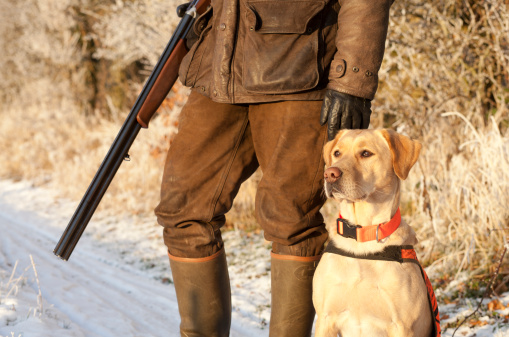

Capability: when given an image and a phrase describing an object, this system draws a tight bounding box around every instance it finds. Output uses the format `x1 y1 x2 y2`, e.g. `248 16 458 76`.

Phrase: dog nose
324 167 342 183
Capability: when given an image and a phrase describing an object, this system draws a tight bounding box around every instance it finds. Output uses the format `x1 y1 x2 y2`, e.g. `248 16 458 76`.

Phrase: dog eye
361 150 373 158
333 150 341 157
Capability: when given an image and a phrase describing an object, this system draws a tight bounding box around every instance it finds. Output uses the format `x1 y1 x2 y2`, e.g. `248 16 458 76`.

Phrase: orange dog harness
324 242 442 337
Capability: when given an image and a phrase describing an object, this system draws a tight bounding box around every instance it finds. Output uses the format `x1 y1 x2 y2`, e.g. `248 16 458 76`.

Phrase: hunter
154 0 394 335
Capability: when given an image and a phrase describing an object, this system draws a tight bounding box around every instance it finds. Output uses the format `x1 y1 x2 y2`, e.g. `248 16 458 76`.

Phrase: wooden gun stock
137 0 210 127
54 0 211 261
136 39 188 128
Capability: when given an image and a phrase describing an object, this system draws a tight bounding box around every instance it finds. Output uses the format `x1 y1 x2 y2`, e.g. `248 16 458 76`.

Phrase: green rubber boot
269 253 321 337
169 249 231 337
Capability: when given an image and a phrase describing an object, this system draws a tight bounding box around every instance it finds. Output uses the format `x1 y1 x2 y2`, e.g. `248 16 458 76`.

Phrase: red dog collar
337 208 401 242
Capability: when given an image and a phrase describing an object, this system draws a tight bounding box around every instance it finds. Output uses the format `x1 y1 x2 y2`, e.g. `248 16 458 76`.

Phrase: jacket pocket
242 0 326 94
178 5 213 87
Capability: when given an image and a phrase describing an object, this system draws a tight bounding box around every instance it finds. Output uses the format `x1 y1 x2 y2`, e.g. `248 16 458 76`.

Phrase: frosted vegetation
1 0 508 292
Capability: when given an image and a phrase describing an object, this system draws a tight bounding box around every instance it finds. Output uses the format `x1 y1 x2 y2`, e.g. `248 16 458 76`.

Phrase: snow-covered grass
0 259 75 336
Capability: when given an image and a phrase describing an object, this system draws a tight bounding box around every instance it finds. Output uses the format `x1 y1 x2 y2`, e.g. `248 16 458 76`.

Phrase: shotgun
54 0 210 261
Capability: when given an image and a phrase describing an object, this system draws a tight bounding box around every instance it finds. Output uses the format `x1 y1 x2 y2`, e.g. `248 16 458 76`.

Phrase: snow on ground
0 180 270 337
0 179 508 336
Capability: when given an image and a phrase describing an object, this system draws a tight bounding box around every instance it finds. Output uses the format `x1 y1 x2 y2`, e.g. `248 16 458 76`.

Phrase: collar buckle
337 218 362 240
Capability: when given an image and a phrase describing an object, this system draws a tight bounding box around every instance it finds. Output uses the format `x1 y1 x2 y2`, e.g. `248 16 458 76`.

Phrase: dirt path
0 181 265 336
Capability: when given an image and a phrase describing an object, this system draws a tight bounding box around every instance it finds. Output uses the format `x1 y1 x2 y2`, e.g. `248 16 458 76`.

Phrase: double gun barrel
54 0 210 261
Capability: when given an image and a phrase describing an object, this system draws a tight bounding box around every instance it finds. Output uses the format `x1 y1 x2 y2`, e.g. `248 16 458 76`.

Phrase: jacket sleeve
327 0 394 100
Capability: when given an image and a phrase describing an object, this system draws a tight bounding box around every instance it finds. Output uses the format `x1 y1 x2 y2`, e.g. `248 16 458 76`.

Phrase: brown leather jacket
178 0 393 103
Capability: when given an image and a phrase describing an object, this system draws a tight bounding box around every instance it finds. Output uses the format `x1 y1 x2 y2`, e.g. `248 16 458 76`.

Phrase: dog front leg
314 315 339 337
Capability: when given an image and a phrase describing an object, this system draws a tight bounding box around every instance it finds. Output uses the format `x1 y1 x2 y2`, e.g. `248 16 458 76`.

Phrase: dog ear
380 129 422 180
323 130 346 167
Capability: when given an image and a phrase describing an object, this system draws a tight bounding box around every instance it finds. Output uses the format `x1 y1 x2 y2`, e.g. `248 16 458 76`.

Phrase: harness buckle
337 219 362 240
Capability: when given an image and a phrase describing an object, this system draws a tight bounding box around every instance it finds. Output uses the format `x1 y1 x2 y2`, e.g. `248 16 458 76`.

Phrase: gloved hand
320 90 372 141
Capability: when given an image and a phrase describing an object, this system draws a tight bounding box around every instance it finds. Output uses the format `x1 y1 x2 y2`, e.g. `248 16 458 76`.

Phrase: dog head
323 129 421 203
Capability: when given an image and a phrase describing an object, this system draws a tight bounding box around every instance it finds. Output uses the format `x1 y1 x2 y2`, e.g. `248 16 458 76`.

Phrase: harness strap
324 242 442 337
324 242 414 262
337 208 401 242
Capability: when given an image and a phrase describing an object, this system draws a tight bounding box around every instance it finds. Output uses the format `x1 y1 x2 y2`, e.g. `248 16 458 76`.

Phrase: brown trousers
155 91 328 258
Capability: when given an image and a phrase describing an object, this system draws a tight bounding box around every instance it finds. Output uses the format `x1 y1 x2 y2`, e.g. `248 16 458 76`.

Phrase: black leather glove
320 90 372 141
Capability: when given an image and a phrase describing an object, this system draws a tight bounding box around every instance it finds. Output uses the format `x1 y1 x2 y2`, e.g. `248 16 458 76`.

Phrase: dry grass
370 0 509 280
0 261 29 325
1 0 508 282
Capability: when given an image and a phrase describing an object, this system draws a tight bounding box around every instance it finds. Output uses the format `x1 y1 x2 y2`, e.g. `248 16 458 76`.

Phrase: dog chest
313 253 432 335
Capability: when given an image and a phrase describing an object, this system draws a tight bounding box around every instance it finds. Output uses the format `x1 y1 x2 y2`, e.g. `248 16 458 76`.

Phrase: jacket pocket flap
246 0 326 34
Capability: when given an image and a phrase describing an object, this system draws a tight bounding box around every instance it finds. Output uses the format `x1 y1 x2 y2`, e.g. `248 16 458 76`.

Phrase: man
154 0 393 335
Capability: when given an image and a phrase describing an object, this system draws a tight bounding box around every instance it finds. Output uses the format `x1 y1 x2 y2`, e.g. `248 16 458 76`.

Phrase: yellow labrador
313 129 439 337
